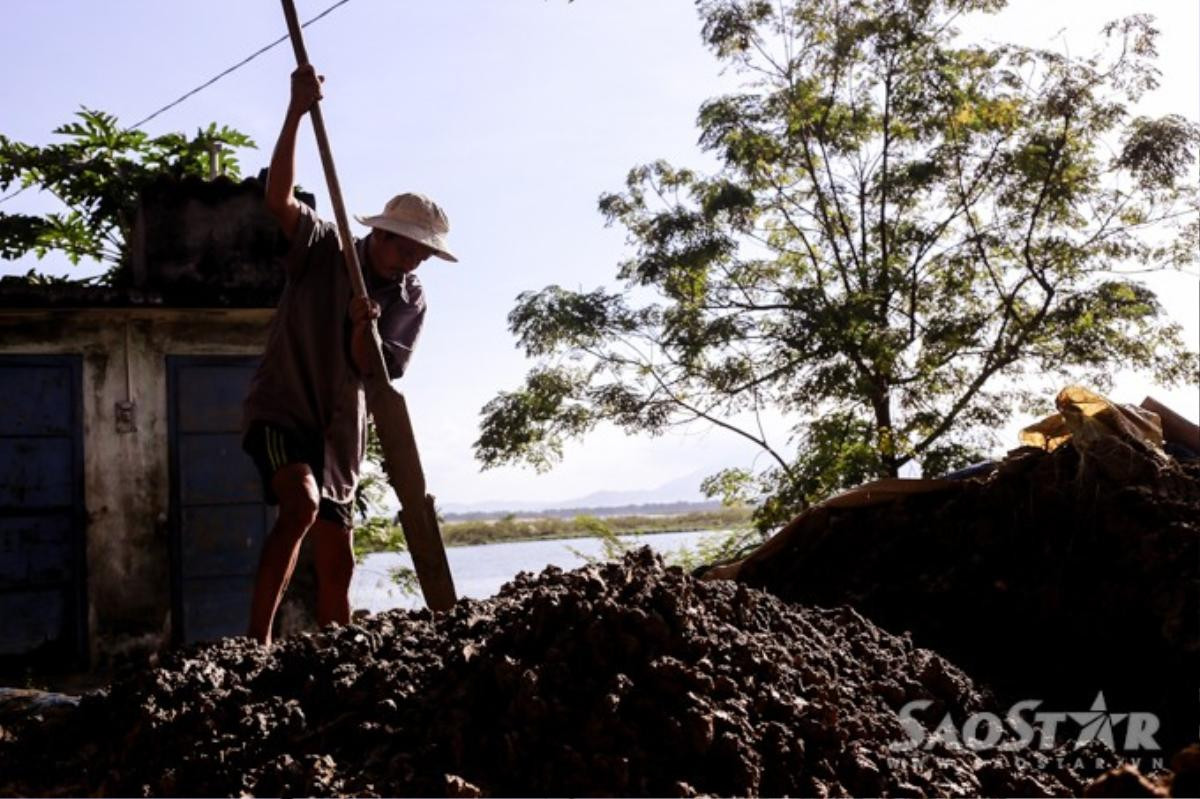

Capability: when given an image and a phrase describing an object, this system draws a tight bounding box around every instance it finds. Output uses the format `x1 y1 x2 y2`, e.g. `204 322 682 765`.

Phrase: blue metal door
167 356 272 643
0 356 86 671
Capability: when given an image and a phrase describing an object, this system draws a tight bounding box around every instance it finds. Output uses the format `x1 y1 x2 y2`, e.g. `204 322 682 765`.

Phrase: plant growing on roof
0 108 254 282
475 0 1200 532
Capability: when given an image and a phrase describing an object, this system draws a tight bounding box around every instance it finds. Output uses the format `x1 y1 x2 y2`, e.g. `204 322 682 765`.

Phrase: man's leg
311 513 354 626
247 462 320 645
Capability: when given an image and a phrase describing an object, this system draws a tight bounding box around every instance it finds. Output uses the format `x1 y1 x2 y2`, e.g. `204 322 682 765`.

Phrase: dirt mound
730 442 1200 754
1 550 1114 797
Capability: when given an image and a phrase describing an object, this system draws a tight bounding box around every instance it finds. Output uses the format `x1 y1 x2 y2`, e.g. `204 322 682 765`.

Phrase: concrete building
0 176 311 674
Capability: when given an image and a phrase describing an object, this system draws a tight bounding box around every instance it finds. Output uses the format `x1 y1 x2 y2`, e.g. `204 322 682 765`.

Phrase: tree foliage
0 108 254 281
479 0 1199 531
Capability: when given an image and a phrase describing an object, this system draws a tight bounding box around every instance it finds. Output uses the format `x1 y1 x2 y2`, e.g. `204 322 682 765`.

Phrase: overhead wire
0 0 352 205
127 0 351 130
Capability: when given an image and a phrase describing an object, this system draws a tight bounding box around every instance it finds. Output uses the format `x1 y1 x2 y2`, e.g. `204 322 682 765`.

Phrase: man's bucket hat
356 193 457 262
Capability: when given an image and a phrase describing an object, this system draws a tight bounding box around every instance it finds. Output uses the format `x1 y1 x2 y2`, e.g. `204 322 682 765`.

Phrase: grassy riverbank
441 506 753 547
354 506 753 558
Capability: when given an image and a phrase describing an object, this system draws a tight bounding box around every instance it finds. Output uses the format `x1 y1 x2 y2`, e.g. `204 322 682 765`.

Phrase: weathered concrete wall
131 176 289 296
0 308 271 668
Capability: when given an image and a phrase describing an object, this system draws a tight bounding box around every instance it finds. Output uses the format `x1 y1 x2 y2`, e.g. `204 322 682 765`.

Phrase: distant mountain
439 470 709 516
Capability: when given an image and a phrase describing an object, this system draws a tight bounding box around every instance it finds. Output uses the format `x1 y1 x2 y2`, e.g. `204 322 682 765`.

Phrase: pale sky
1 1 1196 508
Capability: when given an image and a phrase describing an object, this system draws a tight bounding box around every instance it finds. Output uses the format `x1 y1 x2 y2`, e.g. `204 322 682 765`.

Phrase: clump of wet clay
0 550 1117 796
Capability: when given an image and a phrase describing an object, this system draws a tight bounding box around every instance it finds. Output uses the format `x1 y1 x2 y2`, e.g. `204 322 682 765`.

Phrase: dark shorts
243 421 353 528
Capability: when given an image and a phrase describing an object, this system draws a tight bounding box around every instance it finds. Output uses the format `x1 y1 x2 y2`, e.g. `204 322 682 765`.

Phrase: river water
349 530 729 613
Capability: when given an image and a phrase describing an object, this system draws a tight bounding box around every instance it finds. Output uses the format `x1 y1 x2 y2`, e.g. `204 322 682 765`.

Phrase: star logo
1068 692 1126 749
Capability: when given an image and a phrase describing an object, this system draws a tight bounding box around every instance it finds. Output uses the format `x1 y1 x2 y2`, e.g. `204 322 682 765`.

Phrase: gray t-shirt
243 203 427 503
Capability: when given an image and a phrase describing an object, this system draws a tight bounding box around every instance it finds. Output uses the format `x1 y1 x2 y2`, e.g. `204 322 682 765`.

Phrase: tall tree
477 0 1199 530
0 108 254 282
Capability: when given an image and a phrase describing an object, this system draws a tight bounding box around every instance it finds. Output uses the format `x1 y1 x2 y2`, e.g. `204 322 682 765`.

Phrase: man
242 64 457 645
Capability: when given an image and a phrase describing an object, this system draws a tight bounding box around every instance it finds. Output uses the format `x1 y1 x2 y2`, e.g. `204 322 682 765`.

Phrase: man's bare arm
265 65 323 240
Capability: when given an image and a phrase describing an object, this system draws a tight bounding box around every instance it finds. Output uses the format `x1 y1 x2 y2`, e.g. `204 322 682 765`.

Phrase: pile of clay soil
0 550 1117 797
730 441 1200 755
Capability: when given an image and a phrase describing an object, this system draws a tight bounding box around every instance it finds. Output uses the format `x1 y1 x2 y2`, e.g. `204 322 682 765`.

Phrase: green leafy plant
353 422 419 596
565 514 628 563
477 0 1199 533
565 515 763 573
664 526 762 574
0 108 255 281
